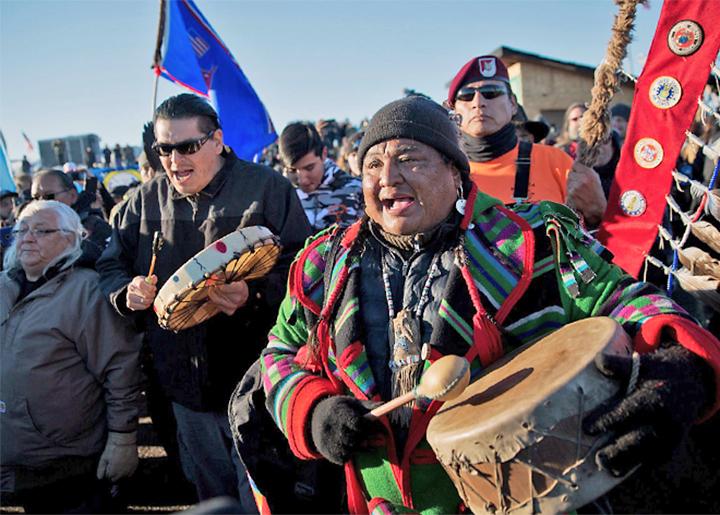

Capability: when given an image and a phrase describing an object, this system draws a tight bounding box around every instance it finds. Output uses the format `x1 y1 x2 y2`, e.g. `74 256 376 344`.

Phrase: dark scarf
9 259 70 302
461 123 518 162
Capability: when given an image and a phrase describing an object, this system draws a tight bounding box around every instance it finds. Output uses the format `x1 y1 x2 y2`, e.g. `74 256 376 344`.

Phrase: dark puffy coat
97 151 312 411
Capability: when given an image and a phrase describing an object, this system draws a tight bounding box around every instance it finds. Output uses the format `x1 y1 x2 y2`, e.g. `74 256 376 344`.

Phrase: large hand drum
154 226 281 332
427 317 632 514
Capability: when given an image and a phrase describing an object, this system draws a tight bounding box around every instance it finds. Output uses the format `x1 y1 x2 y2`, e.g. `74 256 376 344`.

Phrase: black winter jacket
97 151 312 411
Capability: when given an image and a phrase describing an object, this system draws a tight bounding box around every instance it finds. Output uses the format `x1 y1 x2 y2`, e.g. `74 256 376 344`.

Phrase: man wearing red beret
447 56 607 225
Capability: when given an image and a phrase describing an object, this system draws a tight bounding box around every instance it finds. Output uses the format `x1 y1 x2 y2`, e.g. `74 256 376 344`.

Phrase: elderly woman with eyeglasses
0 200 141 514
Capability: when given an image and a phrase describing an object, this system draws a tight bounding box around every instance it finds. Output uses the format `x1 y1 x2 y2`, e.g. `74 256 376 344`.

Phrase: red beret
447 56 510 106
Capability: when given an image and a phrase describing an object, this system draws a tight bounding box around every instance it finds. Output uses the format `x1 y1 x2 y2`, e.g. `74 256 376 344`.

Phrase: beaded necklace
380 250 442 425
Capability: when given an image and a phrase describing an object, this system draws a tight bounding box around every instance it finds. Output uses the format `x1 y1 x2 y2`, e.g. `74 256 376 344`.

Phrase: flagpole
152 0 167 116
152 71 161 117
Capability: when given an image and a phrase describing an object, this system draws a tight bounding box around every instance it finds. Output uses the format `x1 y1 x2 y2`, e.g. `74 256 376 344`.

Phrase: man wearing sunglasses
447 56 606 226
31 168 111 268
97 93 311 511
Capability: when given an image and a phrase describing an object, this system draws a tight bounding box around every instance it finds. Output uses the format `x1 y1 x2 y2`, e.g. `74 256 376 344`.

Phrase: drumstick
367 355 471 419
146 231 164 283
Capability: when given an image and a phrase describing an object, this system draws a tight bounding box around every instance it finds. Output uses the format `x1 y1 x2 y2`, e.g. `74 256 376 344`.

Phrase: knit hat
447 56 510 107
357 96 469 174
610 103 631 121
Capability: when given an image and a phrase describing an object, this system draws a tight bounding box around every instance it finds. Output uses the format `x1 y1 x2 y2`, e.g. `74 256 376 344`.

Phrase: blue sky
1 0 663 161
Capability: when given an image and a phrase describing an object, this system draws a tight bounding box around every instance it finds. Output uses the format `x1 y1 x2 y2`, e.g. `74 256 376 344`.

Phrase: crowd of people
1 53 719 515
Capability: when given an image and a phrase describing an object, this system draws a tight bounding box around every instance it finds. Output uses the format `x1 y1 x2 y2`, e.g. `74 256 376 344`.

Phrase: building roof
491 46 596 75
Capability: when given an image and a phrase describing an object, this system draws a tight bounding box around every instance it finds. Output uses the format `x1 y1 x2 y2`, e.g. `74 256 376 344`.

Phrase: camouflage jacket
296 159 362 232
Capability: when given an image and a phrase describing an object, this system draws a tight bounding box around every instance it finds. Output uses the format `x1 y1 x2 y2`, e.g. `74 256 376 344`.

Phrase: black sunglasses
455 85 507 103
153 130 215 157
32 188 72 201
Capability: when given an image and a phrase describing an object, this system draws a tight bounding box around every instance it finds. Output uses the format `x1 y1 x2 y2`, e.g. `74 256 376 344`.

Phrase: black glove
583 344 715 477
310 396 380 466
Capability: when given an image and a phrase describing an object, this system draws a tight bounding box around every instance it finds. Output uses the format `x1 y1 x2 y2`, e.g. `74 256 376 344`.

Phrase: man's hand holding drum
584 344 716 478
126 274 158 311
207 280 249 316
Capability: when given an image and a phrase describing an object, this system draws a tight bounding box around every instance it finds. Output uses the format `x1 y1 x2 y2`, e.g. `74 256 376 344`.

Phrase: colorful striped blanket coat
260 186 720 514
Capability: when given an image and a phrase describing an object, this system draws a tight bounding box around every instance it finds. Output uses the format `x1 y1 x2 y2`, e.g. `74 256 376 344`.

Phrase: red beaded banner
598 0 720 277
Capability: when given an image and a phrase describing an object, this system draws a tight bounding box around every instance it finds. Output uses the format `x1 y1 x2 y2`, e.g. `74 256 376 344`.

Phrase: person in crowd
52 139 66 166
0 200 141 514
137 151 158 183
555 101 588 158
103 145 113 167
141 121 163 182
610 103 631 147
123 145 136 168
279 121 362 232
0 190 18 267
13 173 33 203
21 155 31 174
96 93 311 510
446 56 605 226
316 118 348 160
63 161 82 190
260 142 283 173
338 131 364 177
0 190 18 227
595 129 622 198
260 96 720 513
85 146 97 168
113 144 123 169
107 182 140 227
512 103 550 144
110 184 134 205
31 168 111 267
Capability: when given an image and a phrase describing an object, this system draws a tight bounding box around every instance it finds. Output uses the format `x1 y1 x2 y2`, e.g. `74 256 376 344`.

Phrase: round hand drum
154 226 281 332
426 317 632 514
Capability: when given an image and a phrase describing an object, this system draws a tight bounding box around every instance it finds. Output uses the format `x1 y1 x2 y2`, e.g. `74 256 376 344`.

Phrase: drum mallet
146 231 164 283
367 355 471 419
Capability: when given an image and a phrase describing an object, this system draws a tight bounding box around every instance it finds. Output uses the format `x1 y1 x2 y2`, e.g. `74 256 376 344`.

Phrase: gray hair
3 200 85 274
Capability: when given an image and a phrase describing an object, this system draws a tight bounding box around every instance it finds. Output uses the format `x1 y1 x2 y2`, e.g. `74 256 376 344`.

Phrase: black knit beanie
357 96 470 174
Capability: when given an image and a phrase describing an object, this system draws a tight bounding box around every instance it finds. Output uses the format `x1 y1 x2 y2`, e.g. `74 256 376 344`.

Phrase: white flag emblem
478 58 497 77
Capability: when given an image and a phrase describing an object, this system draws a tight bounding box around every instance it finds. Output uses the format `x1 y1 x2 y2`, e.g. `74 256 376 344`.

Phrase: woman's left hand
96 431 138 482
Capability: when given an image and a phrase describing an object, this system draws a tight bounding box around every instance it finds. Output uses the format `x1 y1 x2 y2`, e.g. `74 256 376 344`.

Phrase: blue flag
0 132 16 193
158 0 276 160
